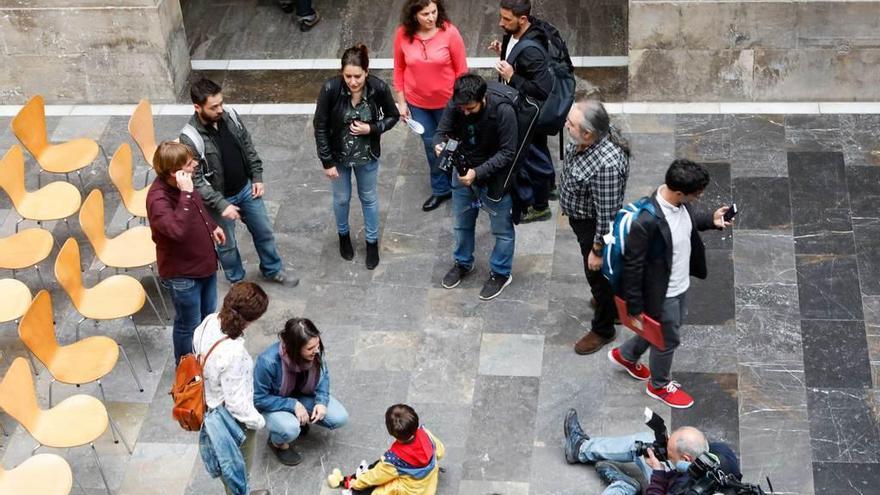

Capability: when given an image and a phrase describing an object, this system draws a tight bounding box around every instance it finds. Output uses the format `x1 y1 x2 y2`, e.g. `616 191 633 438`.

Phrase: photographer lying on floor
562 408 741 495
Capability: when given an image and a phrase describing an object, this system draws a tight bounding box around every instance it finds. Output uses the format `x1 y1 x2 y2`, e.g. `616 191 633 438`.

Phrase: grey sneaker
520 206 551 224
595 461 642 492
263 271 299 287
442 263 473 289
563 408 588 464
298 11 321 31
479 272 512 300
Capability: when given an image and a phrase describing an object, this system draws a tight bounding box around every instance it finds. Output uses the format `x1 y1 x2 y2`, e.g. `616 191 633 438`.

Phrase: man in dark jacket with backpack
608 160 731 409
434 74 519 301
180 78 296 288
491 0 558 223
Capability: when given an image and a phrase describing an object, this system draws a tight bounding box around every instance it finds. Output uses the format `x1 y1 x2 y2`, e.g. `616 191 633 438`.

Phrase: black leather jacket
313 74 400 169
621 192 721 318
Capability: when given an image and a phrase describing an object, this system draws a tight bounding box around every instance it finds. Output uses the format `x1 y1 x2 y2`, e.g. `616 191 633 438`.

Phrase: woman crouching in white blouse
194 282 271 495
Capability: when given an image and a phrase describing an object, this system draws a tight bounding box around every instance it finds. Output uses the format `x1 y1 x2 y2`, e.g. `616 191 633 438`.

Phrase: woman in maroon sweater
147 141 226 363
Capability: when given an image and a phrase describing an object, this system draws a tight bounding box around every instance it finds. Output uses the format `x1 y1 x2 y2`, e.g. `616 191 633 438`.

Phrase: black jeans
569 216 616 338
526 133 554 210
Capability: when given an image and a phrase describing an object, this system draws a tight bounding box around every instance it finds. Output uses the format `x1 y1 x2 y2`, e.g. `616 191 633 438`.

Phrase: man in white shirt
607 160 732 409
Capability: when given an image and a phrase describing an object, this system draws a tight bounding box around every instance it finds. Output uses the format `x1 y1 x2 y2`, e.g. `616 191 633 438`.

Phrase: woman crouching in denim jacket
196 282 270 495
313 43 400 270
253 318 349 466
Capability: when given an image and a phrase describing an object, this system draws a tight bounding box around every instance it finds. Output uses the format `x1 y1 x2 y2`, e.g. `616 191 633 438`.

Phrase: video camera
675 452 772 495
633 407 669 462
437 138 470 177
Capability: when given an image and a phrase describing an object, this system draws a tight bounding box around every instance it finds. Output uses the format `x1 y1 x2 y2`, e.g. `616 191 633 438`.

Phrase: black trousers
526 133 555 210
568 216 616 338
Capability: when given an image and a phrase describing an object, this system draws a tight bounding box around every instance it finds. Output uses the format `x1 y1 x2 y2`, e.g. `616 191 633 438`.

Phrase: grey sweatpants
619 292 686 388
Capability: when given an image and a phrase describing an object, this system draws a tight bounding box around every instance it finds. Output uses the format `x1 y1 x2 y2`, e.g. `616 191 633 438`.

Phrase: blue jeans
451 174 515 277
211 181 283 283
331 160 380 243
577 431 655 495
162 274 217 363
408 103 451 196
264 395 349 445
199 406 249 495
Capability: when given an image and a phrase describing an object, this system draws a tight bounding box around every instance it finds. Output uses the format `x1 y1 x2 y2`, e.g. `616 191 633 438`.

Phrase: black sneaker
298 11 321 31
267 439 303 466
441 263 473 289
479 272 512 300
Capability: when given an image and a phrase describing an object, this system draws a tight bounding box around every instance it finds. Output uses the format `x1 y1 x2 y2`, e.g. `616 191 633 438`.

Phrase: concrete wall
0 0 190 104
628 0 880 101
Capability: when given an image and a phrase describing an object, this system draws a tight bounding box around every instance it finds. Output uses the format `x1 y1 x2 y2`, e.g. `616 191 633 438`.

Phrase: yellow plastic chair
19 290 144 410
11 95 107 189
0 228 53 288
54 237 163 373
0 453 73 495
128 99 157 186
0 145 82 236
79 188 170 320
128 99 158 167
0 278 40 375
108 143 148 227
0 358 126 495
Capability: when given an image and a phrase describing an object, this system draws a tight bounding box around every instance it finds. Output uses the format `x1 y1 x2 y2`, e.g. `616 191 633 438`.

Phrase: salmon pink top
392 22 468 110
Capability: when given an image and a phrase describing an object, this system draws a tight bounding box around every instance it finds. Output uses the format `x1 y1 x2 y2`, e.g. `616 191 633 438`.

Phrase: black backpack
506 17 576 135
484 81 541 202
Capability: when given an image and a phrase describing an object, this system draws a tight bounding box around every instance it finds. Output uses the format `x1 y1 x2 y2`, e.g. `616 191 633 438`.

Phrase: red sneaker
646 381 694 409
608 348 651 381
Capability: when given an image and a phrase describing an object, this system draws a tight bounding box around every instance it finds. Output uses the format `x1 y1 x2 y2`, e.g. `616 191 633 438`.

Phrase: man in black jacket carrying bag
608 160 732 409
434 74 519 301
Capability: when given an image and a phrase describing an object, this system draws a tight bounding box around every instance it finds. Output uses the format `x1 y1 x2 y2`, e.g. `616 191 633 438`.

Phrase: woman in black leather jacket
313 44 400 270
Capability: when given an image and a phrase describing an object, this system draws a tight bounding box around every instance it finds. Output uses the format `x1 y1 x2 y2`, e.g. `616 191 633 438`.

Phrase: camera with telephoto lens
633 407 669 462
675 452 772 495
437 138 470 176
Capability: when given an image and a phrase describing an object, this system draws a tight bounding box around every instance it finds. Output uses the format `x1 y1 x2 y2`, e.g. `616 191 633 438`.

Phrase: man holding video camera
562 409 741 495
433 73 518 300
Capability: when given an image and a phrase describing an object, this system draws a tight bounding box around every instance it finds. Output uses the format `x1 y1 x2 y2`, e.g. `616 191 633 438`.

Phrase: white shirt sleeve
217 344 266 431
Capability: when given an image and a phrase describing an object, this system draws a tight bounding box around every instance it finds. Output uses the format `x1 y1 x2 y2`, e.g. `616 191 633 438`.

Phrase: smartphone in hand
723 203 738 222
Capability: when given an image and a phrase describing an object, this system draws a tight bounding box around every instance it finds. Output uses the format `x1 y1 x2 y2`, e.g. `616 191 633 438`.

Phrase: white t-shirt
504 36 520 60
656 189 692 298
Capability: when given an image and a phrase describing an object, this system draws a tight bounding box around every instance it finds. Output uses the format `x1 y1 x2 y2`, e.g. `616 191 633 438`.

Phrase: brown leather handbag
169 336 228 431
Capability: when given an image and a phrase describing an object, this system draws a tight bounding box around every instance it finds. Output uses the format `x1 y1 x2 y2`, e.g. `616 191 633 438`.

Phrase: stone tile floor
0 111 879 494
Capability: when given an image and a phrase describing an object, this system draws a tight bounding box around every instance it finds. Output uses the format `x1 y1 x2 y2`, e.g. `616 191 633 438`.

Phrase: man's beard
502 25 518 35
565 132 587 146
199 109 222 124
464 110 483 124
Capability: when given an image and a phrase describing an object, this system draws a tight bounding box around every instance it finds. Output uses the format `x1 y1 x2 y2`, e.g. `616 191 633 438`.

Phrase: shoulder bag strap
200 336 230 367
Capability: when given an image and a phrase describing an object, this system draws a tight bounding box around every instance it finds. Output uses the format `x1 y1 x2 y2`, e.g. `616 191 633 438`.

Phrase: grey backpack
180 108 243 161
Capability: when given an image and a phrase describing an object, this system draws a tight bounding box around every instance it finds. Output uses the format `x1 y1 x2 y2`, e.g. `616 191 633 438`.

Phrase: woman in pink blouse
393 0 468 211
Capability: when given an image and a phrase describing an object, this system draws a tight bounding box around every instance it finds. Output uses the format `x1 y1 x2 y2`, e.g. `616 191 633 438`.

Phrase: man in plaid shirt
559 100 630 355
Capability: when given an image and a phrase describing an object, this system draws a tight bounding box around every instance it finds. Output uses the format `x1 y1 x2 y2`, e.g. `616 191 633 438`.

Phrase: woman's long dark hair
218 282 269 339
280 317 324 368
400 0 449 41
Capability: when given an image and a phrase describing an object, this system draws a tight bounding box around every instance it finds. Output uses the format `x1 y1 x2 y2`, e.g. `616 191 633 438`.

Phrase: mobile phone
723 203 738 222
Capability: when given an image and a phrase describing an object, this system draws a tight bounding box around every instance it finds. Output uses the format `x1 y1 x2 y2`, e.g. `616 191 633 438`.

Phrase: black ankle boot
339 233 354 260
365 240 379 270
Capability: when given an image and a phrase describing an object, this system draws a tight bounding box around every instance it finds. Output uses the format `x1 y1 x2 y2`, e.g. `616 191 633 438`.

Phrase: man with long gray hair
560 99 631 356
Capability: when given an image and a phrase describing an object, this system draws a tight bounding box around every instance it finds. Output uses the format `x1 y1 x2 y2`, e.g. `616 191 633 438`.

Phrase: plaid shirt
559 134 630 244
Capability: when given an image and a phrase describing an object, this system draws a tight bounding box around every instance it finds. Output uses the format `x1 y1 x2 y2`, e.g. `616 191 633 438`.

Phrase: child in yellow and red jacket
346 404 445 495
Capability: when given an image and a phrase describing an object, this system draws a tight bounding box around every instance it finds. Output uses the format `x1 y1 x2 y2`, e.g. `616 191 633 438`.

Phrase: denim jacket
199 406 248 495
253 342 330 413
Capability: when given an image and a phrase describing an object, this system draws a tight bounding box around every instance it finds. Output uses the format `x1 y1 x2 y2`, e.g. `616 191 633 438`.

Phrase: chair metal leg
144 289 166 327
125 215 135 229
26 349 40 376
75 316 86 341
48 378 55 407
97 263 106 282
129 316 153 373
108 413 133 454
14 217 24 233
89 443 113 495
148 265 170 322
118 344 144 392
11 268 15 278
98 144 111 167
63 218 73 237
37 169 42 188
0 421 7 436
96 379 108 403
31 442 41 455
76 169 86 189
34 265 47 289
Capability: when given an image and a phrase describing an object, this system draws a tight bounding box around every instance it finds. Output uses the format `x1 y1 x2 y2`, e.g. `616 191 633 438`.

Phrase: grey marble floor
0 112 878 495
182 0 628 60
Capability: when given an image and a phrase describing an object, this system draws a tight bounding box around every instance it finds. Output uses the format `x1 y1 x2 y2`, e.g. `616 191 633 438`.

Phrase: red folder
614 296 666 351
